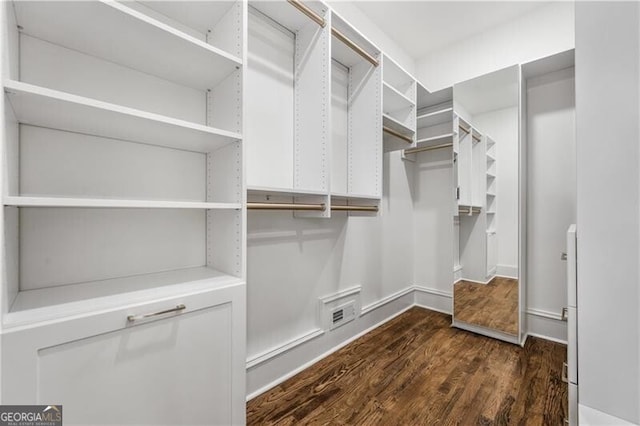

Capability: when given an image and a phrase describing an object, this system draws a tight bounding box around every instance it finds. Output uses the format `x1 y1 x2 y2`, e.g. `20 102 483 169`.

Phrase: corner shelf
5 81 242 153
383 113 415 136
4 196 241 210
383 82 415 113
417 107 453 128
415 133 454 145
14 0 242 91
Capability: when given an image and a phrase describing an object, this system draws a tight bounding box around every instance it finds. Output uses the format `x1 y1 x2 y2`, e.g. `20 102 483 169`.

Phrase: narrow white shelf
248 186 328 197
4 196 241 210
383 54 415 98
5 81 241 153
7 266 244 326
383 82 415 113
417 107 453 128
487 154 496 162
487 211 496 214
487 172 496 178
487 193 496 197
383 113 415 135
331 193 381 201
14 0 242 91
416 133 454 145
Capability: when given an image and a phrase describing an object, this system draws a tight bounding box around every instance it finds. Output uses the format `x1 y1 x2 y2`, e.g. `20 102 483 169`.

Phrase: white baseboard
496 264 518 278
246 285 566 400
246 289 414 400
414 285 452 314
525 308 567 344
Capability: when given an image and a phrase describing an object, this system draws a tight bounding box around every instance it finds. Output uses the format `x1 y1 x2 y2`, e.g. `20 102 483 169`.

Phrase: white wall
473 107 519 277
326 0 416 75
413 146 454 297
526 67 575 325
246 151 415 396
416 2 574 91
576 2 639 423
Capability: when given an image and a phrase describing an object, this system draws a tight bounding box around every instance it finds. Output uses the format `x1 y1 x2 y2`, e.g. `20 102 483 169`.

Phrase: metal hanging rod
287 0 326 27
404 142 453 155
285 0 378 67
331 27 379 67
332 205 378 212
248 202 325 211
247 202 378 212
383 126 413 143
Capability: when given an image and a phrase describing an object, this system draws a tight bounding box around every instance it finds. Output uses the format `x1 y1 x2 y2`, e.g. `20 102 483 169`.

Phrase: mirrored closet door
451 65 522 343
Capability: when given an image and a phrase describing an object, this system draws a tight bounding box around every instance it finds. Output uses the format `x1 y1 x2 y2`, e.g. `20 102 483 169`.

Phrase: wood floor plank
454 277 519 335
247 307 567 425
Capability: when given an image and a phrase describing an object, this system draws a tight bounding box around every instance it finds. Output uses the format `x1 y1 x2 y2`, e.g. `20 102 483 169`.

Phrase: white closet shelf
383 82 415 113
4 196 241 210
5 81 242 153
487 172 496 178
14 0 242 91
487 193 496 197
331 193 381 201
487 154 496 162
382 54 415 97
487 211 496 214
416 107 453 128
415 133 454 145
247 186 328 198
383 114 415 135
6 266 244 327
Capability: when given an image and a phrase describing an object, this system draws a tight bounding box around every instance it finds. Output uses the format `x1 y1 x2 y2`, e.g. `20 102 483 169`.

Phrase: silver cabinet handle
561 307 568 321
561 252 568 260
127 304 186 322
562 362 569 383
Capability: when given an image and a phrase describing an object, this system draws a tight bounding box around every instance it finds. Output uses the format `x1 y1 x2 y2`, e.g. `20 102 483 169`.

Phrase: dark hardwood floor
454 277 519 335
247 307 566 425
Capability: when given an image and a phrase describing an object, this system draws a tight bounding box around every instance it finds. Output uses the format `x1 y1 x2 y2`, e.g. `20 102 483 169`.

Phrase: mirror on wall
451 66 521 341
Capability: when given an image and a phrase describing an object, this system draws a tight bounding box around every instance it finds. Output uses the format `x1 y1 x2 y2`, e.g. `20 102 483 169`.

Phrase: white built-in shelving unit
1 1 246 423
246 1 381 216
382 54 416 151
486 136 498 277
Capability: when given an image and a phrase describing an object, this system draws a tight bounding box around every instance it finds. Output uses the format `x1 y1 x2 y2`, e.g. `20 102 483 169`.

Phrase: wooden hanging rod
472 134 481 142
383 126 413 143
332 205 378 212
404 142 453 155
287 0 326 28
286 0 378 67
331 27 379 67
459 124 471 134
247 202 378 212
248 202 325 211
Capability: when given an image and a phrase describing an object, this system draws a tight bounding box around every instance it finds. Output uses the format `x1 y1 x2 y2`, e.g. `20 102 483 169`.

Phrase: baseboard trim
246 286 566 400
525 331 567 345
452 319 520 345
246 328 325 369
526 308 562 321
361 286 414 316
246 303 414 401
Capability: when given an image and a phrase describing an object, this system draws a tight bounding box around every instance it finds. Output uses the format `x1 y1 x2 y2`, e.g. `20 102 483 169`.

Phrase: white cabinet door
2 283 246 425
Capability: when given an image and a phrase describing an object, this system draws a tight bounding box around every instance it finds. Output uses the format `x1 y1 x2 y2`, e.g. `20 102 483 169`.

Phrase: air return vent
330 301 356 330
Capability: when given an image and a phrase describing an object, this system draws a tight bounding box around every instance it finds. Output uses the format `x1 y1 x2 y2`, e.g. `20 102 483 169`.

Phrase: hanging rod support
404 142 453 155
383 126 413 143
331 27 379 67
287 0 326 27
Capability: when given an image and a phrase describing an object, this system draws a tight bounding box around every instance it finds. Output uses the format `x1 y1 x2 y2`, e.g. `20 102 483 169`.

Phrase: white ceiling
353 1 550 59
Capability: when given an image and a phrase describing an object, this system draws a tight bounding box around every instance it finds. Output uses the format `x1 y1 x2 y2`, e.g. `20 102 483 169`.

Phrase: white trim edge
526 307 563 321
246 304 414 401
525 332 567 345
246 328 325 369
360 286 414 315
319 285 362 304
